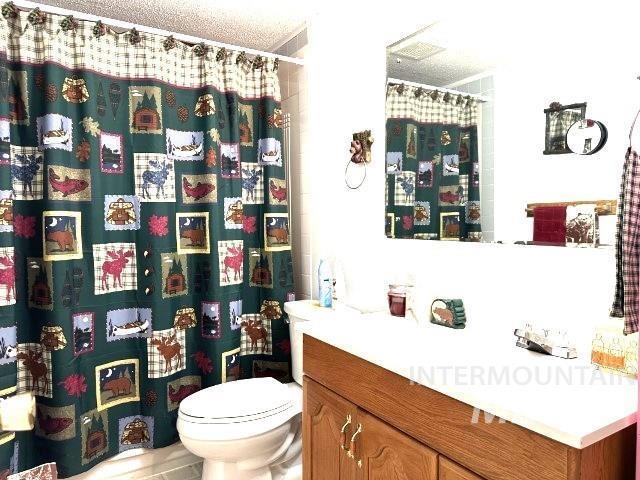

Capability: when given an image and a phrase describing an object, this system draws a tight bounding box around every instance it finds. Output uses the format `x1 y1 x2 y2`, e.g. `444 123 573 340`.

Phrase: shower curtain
385 83 481 241
0 4 293 477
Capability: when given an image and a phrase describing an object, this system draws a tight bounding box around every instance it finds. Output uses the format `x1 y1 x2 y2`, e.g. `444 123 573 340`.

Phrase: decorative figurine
349 130 373 164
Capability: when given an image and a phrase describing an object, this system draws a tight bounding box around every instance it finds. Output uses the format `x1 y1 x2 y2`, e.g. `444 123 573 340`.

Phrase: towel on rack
533 205 566 245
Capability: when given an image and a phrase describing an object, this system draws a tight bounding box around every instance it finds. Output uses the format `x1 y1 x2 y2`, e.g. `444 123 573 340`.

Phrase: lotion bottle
318 259 333 308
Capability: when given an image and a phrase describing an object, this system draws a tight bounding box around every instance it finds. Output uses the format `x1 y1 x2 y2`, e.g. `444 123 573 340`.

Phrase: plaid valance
0 9 279 98
386 84 478 128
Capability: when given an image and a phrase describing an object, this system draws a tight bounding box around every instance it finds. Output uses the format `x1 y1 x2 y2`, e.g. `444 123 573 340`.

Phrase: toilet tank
284 300 360 385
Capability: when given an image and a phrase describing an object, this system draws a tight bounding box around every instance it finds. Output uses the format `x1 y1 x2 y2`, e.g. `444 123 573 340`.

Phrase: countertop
286 301 638 449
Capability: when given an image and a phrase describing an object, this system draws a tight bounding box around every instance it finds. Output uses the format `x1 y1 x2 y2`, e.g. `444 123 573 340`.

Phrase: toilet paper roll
0 393 35 431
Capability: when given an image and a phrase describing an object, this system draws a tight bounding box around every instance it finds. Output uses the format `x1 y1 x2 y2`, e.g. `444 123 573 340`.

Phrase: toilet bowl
177 378 302 480
177 301 324 480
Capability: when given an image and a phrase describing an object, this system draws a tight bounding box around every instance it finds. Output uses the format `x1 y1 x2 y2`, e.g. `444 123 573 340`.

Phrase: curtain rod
12 0 305 66
387 77 490 103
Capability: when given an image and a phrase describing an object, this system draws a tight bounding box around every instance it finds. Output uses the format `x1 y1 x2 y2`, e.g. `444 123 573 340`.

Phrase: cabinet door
439 457 484 480
303 377 358 480
357 409 438 480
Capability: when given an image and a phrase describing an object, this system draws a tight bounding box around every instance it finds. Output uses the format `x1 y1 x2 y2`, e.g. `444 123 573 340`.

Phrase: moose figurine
17 350 49 395
101 249 135 291
150 333 183 374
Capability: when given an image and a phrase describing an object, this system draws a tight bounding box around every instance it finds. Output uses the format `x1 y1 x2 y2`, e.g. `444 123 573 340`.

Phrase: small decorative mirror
566 119 608 155
543 102 587 154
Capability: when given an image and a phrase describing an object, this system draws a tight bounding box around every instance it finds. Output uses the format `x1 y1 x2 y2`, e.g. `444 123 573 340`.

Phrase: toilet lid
178 377 292 421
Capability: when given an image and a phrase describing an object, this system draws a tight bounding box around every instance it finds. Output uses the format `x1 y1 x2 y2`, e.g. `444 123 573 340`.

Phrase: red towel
533 206 567 245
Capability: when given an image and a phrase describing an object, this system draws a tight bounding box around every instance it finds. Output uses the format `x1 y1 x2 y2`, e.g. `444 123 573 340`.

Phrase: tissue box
430 299 466 329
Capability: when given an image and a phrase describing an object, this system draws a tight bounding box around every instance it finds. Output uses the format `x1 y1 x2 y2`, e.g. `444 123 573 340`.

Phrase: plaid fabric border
620 150 640 333
134 154 176 202
10 145 43 200
386 85 478 128
93 243 138 295
394 172 415 206
0 15 280 98
218 240 244 286
459 174 469 206
241 163 264 204
239 314 272 356
385 179 389 207
16 343 52 398
611 150 629 318
147 328 186 379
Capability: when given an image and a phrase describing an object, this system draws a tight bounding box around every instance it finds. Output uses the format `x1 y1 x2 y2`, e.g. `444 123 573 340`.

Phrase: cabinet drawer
439 457 484 480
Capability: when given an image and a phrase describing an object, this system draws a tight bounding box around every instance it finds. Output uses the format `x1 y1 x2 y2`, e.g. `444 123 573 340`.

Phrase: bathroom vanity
300 314 637 480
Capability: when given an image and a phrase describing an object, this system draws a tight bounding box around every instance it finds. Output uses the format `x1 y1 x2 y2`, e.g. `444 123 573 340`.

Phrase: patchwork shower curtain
385 84 481 241
0 4 293 477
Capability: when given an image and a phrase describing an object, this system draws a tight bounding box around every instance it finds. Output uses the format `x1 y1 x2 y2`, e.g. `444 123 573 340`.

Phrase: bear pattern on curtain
385 84 481 241
0 5 293 477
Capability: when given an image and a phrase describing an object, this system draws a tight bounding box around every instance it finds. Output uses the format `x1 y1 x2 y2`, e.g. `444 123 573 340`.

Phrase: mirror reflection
385 22 616 247
566 119 608 155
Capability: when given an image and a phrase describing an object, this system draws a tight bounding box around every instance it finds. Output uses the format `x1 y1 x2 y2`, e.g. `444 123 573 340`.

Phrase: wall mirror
566 119 608 155
384 22 617 247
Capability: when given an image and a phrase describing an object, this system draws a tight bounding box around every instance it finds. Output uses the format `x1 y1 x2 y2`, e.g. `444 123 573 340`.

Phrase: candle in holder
388 285 407 317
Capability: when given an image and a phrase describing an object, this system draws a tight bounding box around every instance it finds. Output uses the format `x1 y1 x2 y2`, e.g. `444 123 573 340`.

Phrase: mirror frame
543 102 587 155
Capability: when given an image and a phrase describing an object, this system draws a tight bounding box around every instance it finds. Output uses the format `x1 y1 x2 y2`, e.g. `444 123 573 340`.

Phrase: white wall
493 56 633 244
301 3 640 347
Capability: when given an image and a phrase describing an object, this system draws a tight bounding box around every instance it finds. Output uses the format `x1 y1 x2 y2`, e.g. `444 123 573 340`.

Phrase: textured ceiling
33 0 308 52
387 21 500 87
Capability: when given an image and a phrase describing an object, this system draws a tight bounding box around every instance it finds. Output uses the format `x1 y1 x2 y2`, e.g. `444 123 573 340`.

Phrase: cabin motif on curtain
0 4 293 477
385 84 481 241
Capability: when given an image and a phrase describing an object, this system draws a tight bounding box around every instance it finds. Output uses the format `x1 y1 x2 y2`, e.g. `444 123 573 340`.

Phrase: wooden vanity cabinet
357 409 439 479
303 377 358 480
303 335 636 480
439 458 484 480
304 377 438 480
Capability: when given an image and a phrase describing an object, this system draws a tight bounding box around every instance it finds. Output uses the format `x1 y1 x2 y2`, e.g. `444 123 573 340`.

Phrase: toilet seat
177 378 301 441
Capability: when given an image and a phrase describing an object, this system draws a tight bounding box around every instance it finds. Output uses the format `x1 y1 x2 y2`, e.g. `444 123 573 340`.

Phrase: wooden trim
439 457 484 480
543 102 587 114
303 335 636 480
567 424 636 480
525 200 617 217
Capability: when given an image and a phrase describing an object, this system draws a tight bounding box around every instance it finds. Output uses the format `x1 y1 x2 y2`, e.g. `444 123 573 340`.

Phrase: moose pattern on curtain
385 84 481 241
0 4 293 477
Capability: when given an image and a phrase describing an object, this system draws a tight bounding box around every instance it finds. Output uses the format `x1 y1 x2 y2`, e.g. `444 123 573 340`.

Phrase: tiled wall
452 75 495 242
277 29 311 300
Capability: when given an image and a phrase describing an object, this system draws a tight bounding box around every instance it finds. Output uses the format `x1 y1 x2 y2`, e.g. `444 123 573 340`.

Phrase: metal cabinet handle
340 414 352 450
346 423 363 465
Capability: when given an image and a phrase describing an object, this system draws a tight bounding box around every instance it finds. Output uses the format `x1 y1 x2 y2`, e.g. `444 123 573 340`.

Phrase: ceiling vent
391 41 445 61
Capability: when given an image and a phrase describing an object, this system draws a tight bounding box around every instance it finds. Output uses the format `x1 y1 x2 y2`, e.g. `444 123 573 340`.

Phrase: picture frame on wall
543 102 587 155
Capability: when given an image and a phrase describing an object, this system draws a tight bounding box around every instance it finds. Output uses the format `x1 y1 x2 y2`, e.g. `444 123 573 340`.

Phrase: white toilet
177 301 318 480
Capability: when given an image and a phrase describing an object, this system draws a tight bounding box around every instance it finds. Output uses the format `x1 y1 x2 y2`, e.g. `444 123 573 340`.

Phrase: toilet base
202 460 272 480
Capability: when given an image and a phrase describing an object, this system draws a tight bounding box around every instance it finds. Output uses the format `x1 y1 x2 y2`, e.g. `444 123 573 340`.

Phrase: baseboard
66 442 201 480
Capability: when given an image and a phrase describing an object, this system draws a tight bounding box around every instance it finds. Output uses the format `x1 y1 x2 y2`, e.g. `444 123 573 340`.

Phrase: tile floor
144 461 203 480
